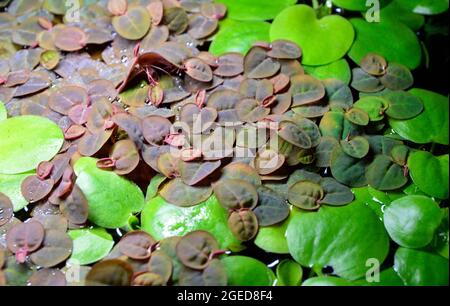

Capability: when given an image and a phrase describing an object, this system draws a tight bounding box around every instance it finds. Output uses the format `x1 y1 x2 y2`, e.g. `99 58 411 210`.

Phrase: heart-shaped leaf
30 230 72 268
270 5 354 65
349 18 422 69
228 209 259 242
330 146 368 187
112 6 151 40
118 230 155 260
407 151 449 199
254 186 290 226
176 230 219 270
380 63 414 91
366 155 408 191
213 179 258 210
288 181 323 210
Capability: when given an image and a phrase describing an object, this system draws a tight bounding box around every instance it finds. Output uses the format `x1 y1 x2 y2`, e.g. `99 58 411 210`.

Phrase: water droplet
121 55 128 63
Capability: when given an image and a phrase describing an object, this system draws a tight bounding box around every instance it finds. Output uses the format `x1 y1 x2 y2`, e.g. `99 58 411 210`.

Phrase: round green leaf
74 157 145 229
209 19 270 56
222 256 275 286
384 195 442 248
216 0 296 21
397 0 449 15
141 196 241 250
270 5 355 65
68 228 114 266
389 89 449 145
0 171 33 212
349 18 422 70
303 59 351 85
408 151 449 199
394 248 449 286
276 259 302 286
0 115 64 175
286 201 389 280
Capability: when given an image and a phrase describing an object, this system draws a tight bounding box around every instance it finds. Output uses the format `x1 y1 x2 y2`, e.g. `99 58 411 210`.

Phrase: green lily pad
216 0 296 21
394 248 449 286
286 201 389 280
408 151 449 199
302 276 352 286
349 18 422 70
397 0 449 15
389 89 449 145
384 195 442 248
270 5 355 65
0 171 33 212
0 102 6 121
74 157 145 229
276 259 302 286
0 115 64 175
141 196 241 250
303 59 351 85
332 0 392 11
209 19 270 56
380 1 425 31
67 228 114 265
222 255 275 286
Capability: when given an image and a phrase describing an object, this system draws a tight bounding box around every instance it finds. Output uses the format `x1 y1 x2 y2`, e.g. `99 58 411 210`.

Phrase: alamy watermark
366 258 381 283
365 0 381 23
